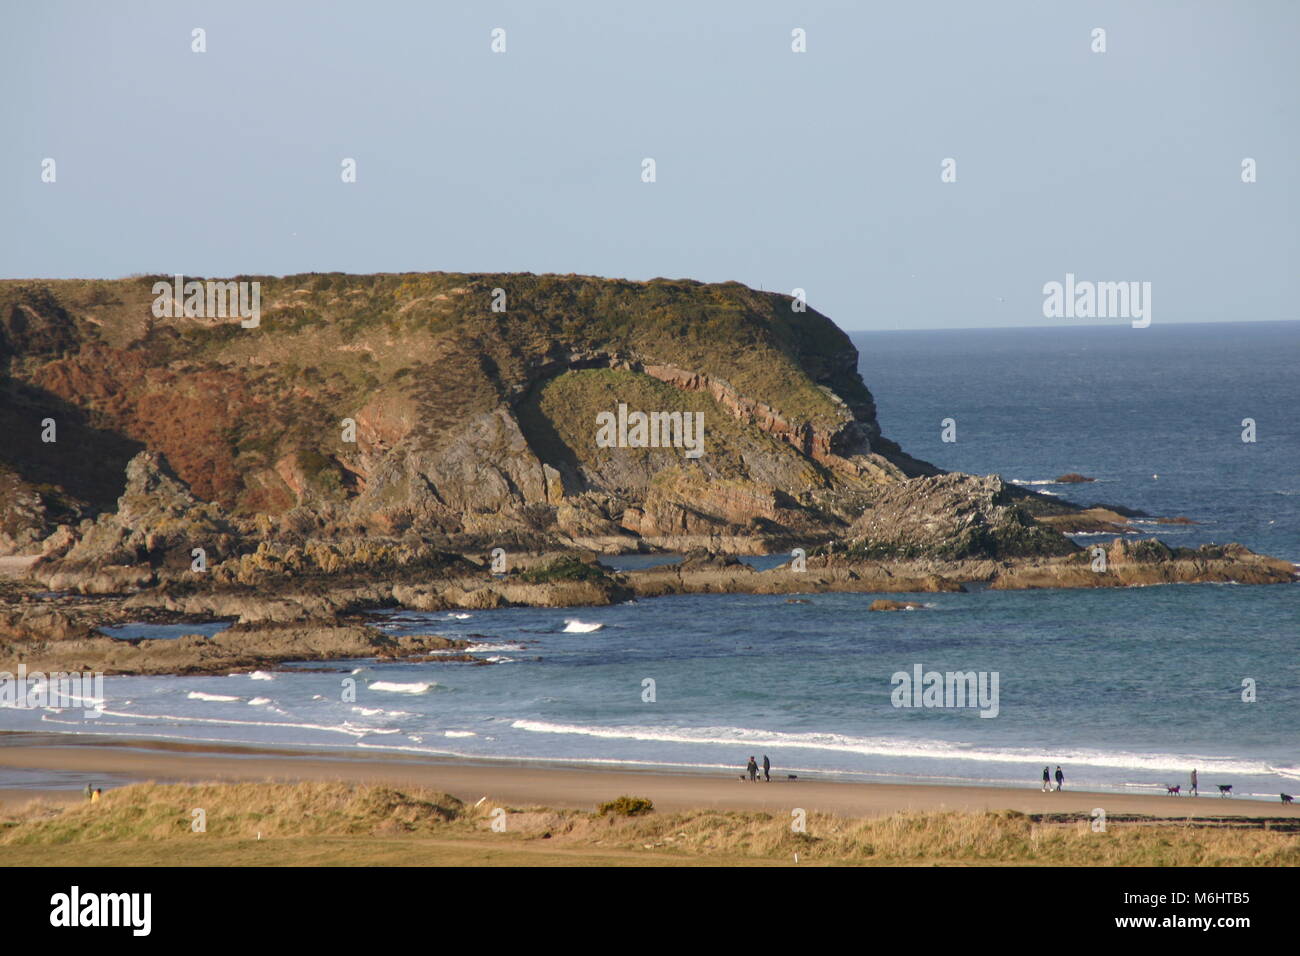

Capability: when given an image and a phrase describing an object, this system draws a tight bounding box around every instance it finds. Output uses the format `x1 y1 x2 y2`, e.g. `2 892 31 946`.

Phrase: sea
3 321 1297 800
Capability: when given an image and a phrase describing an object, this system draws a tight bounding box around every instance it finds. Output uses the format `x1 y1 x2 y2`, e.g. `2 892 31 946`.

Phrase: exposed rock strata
0 620 470 677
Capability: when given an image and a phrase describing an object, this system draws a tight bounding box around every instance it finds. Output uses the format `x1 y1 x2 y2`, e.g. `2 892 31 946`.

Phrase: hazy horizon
3 0 1297 331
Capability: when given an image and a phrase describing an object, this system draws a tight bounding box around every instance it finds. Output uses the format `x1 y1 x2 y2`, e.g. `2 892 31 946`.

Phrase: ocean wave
343 724 402 735
96 707 370 737
562 619 603 633
247 697 273 707
368 681 435 694
444 730 477 738
248 671 275 681
0 689 105 710
186 691 241 703
508 720 1277 776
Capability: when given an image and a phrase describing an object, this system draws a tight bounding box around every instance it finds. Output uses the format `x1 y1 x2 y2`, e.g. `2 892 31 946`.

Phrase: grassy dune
2 782 1297 867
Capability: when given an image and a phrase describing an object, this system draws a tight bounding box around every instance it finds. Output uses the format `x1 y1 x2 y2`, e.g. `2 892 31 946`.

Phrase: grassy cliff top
0 272 877 433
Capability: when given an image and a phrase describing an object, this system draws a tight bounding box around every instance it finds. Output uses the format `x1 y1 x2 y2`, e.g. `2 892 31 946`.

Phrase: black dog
1282 793 1293 805
1166 785 1180 795
787 774 798 781
1217 784 1233 797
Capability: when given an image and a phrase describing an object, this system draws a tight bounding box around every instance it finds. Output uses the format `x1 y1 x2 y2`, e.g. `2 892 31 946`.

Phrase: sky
2 0 1297 330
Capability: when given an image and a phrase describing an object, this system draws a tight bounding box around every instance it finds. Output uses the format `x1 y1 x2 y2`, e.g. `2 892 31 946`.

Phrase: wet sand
1 736 1293 820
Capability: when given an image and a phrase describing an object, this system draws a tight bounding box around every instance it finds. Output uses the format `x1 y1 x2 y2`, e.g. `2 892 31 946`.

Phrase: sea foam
368 681 435 694
187 691 241 703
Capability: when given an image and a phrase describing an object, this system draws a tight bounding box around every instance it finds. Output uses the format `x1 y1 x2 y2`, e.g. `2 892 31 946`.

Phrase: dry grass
0 781 461 845
2 782 1296 866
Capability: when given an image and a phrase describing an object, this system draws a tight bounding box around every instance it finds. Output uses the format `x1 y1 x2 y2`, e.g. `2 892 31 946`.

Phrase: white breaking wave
247 697 272 707
248 671 275 681
368 681 435 694
508 720 1279 777
98 706 371 737
187 691 241 703
343 724 402 735
562 619 603 633
444 730 477 738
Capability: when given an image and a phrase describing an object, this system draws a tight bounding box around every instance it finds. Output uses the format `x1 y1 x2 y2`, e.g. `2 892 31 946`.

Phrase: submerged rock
868 599 923 611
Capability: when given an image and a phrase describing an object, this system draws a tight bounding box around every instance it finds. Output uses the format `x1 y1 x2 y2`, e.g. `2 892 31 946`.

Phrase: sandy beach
1 736 1293 822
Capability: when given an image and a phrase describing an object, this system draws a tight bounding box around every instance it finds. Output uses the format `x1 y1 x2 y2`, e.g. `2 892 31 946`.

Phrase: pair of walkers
1041 765 1064 791
745 755 771 782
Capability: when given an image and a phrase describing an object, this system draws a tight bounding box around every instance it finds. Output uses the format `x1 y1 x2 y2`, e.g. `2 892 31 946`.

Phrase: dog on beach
787 774 798 781
1165 785 1181 795
1282 793 1293 805
1217 784 1233 797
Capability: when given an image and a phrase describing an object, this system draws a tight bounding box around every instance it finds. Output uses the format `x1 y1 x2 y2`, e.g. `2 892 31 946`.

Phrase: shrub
598 796 654 817
519 556 608 585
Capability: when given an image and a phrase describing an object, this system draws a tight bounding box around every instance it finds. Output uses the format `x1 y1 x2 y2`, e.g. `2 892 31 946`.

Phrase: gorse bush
598 796 655 817
519 556 610 585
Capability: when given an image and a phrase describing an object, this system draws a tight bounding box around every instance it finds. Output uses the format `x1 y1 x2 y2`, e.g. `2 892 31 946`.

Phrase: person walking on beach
1190 769 1198 796
83 783 93 801
1055 766 1064 791
747 756 758 782
763 755 771 782
1041 766 1051 792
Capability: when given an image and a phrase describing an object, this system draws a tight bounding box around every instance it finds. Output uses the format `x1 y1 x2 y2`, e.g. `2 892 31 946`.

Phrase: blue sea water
3 322 1297 799
859 320 1300 564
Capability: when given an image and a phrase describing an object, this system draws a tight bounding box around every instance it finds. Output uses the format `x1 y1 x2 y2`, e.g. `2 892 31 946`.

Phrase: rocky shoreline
1 274 1294 677
3 531 1292 677
3 448 1293 679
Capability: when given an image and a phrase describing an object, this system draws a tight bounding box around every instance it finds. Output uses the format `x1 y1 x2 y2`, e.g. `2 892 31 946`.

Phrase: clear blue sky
2 0 1296 329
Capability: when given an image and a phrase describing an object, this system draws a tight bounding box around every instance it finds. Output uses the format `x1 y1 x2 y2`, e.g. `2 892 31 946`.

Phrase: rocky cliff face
1 273 945 568
2 275 1292 672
